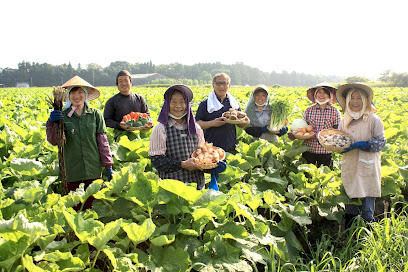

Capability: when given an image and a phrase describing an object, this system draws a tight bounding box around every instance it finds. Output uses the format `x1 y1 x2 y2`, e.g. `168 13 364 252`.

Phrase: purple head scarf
157 85 197 136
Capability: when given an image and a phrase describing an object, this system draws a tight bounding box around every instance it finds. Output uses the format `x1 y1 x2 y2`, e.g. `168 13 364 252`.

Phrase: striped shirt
303 104 341 154
149 119 205 156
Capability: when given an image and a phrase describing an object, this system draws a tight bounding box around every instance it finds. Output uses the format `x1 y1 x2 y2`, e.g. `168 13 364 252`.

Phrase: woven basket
292 131 315 140
191 148 226 169
222 112 247 124
318 129 354 153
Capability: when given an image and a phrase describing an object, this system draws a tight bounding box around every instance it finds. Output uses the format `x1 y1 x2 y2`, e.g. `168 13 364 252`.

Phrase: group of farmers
46 71 385 227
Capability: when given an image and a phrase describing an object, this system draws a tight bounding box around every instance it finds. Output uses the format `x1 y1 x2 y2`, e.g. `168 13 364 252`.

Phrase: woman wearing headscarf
337 83 386 226
46 76 113 209
288 83 341 167
148 85 206 189
149 85 226 190
244 84 287 142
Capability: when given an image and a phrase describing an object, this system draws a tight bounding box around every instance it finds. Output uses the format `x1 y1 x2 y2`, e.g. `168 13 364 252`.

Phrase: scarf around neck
206 90 240 113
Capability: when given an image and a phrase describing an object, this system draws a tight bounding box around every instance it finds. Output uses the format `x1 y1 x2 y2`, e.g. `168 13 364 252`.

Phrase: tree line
1 60 391 88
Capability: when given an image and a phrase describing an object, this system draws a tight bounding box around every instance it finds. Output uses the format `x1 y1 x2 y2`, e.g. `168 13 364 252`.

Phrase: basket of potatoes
290 119 315 139
318 129 354 153
191 142 226 169
222 108 248 124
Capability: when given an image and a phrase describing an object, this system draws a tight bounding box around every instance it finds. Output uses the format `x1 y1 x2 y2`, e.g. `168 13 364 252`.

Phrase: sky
1 0 407 80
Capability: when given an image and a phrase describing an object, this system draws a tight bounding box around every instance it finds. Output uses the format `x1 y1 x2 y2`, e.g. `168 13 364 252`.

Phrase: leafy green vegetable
268 97 292 131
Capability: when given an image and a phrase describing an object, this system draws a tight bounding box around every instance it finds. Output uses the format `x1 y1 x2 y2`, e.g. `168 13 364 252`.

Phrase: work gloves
49 110 63 123
106 168 112 181
342 141 371 153
277 126 288 137
207 161 227 191
261 125 269 133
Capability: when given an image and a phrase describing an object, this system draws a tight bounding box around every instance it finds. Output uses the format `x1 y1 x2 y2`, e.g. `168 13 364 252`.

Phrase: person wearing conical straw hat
337 83 385 227
46 75 113 210
244 84 288 142
104 70 152 141
288 83 341 168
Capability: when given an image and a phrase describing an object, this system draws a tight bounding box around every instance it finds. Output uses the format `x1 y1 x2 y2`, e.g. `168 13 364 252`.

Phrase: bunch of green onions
268 98 292 132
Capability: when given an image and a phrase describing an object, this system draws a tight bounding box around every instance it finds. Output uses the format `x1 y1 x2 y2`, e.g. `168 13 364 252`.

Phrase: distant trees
345 76 369 83
0 61 345 87
378 70 408 86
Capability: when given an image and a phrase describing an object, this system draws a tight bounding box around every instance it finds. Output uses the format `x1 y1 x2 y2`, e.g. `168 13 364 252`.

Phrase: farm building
131 73 167 85
16 82 30 88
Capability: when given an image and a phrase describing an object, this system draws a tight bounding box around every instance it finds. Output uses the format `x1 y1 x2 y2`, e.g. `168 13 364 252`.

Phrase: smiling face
212 74 230 100
254 90 268 106
69 87 86 107
117 75 132 95
315 88 330 103
348 90 364 112
169 91 186 119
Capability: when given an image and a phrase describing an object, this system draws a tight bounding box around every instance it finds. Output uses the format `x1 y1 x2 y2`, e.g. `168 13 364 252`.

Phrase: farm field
0 85 407 271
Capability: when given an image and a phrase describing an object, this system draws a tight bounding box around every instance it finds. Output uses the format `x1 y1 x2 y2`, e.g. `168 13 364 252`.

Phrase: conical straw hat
61 75 100 101
306 83 337 104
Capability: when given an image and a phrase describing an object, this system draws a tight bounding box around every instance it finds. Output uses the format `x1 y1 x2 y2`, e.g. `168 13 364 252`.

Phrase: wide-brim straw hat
306 83 337 104
336 83 376 112
61 75 100 101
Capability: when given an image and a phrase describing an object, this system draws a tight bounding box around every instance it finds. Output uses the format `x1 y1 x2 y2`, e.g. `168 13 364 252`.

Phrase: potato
192 142 225 165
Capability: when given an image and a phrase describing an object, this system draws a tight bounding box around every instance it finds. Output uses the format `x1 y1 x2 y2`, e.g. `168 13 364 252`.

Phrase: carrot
130 112 136 119
123 115 129 122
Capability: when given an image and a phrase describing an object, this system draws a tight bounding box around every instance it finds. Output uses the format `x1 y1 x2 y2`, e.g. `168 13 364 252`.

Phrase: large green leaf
0 213 48 237
149 246 190 272
150 234 175 247
22 254 47 272
193 236 252 272
122 218 156 245
282 202 312 226
125 172 159 215
10 158 45 176
158 179 203 203
62 210 104 243
87 219 122 250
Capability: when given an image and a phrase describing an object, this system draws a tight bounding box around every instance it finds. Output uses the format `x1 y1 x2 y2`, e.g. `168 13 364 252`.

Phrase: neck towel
207 90 240 113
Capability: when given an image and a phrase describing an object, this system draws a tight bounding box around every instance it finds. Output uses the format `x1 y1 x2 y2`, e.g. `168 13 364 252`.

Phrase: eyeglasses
214 81 229 86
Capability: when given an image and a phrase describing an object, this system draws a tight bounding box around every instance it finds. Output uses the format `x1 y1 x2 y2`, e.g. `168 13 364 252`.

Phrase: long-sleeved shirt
149 119 205 185
149 119 205 156
303 104 341 154
46 105 113 182
104 92 150 130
